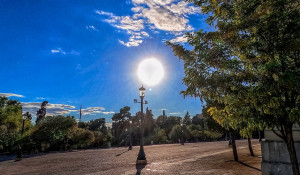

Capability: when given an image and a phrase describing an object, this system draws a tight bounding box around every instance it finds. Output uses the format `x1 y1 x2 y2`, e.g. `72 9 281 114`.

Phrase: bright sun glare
137 58 164 86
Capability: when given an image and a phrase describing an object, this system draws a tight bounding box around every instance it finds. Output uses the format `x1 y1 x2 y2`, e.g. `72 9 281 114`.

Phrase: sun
137 58 164 86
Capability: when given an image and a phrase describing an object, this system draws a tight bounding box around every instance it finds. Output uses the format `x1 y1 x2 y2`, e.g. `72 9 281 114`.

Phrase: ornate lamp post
134 85 148 165
16 111 32 161
181 123 184 145
128 120 133 150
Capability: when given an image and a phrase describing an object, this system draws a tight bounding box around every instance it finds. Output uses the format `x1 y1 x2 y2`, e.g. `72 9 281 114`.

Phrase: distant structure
79 105 82 122
163 109 166 126
36 101 48 124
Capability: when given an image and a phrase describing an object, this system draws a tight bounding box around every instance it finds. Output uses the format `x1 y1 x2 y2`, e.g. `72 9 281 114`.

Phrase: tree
156 114 167 129
164 116 182 136
30 115 77 151
183 111 192 125
88 118 106 132
112 106 131 145
169 125 191 142
35 101 48 124
168 0 300 173
192 115 202 125
0 97 24 152
152 128 168 144
144 108 155 136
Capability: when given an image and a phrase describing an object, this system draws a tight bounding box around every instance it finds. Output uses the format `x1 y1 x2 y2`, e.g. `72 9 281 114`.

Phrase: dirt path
0 140 262 175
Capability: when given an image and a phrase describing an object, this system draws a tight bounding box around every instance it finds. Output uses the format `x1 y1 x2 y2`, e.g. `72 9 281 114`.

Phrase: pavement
0 140 262 175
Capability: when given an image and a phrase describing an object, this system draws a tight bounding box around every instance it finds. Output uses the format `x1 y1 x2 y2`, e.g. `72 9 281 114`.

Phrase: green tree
144 108 155 137
151 128 168 144
168 0 300 173
88 118 106 132
112 106 131 145
183 111 192 125
155 114 167 129
0 97 25 152
164 116 182 136
191 115 202 125
169 125 191 142
30 115 77 151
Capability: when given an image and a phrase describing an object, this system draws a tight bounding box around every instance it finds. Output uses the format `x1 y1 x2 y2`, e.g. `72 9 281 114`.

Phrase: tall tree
168 0 300 173
144 108 155 136
0 97 23 152
112 106 131 144
183 111 192 125
36 101 48 124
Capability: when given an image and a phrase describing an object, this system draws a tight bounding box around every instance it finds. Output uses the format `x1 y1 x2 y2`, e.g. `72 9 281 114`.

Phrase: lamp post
128 120 133 150
16 111 32 161
181 123 184 145
134 85 148 165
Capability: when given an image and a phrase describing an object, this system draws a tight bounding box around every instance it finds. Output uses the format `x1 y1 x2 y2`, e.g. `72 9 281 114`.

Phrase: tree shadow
238 161 261 172
135 164 146 175
115 150 130 157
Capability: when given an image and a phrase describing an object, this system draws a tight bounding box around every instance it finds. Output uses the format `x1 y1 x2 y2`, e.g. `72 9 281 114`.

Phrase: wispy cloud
86 25 98 31
50 48 80 56
78 106 115 115
36 97 46 100
22 102 75 116
168 112 181 115
169 35 188 43
0 93 24 98
51 48 66 55
96 0 200 47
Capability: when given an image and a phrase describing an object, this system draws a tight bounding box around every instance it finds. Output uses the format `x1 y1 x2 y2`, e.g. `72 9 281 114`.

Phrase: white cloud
96 10 148 47
102 111 115 115
87 107 105 110
80 107 114 115
51 48 80 55
86 25 98 31
96 0 200 47
21 102 75 116
51 48 66 55
168 112 181 115
0 93 24 98
169 35 188 43
36 97 46 100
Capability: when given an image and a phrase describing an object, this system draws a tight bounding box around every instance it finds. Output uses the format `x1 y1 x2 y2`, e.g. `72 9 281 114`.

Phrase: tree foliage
168 0 300 173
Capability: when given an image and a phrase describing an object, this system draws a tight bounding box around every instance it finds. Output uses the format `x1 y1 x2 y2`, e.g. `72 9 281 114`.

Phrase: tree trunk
258 130 262 142
228 133 232 146
247 136 254 157
285 127 300 175
232 133 238 161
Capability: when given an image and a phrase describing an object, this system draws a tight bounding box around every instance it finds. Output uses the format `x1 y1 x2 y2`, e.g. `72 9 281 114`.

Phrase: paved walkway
0 140 262 175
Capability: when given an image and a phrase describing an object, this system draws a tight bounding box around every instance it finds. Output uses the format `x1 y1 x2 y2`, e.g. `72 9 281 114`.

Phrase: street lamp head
22 112 32 120
134 99 138 103
139 85 146 97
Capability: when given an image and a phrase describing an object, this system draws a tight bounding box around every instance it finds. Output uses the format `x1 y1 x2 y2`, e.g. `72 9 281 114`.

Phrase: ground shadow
115 150 130 157
238 161 261 172
135 164 146 175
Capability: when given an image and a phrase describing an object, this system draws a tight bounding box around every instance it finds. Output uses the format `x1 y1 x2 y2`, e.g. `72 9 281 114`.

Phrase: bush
151 128 168 144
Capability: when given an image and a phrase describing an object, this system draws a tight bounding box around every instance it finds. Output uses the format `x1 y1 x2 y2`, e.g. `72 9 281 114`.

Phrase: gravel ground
0 140 261 175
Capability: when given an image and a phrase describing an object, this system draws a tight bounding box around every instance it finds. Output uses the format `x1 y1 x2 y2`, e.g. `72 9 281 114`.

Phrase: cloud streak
21 103 115 118
80 106 115 115
0 93 24 98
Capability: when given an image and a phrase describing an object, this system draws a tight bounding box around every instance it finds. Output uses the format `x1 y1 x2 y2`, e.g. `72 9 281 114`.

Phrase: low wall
262 125 300 175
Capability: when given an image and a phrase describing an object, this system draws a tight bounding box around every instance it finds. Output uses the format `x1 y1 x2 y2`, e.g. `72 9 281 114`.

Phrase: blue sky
0 0 210 123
